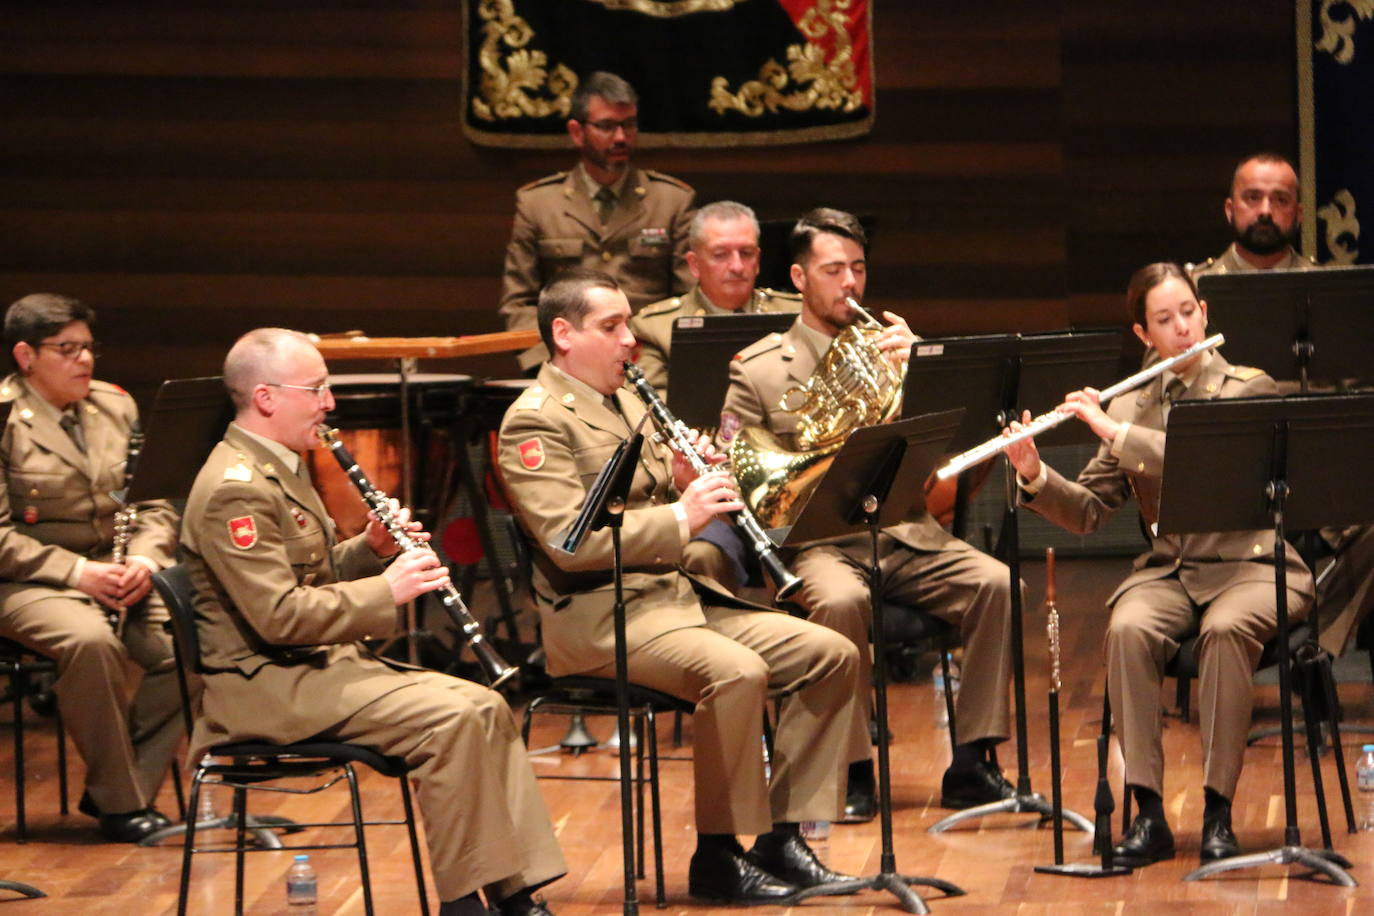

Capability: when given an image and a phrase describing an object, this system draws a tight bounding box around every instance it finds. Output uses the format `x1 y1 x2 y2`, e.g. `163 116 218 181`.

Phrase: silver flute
316 425 517 688
622 362 803 602
935 332 1225 480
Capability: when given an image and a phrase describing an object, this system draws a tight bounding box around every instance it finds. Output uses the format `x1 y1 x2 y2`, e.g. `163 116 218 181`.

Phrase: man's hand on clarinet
383 548 450 605
670 427 726 491
364 498 431 559
677 470 742 536
77 560 139 615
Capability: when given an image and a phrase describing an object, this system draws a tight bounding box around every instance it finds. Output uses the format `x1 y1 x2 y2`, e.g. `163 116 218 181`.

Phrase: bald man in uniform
629 200 800 398
181 328 565 916
500 71 695 372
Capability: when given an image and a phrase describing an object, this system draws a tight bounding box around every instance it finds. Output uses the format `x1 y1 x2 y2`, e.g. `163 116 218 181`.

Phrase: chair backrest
151 564 204 737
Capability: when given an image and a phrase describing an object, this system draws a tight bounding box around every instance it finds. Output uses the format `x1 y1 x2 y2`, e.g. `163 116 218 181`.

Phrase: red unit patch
228 515 258 549
518 437 546 470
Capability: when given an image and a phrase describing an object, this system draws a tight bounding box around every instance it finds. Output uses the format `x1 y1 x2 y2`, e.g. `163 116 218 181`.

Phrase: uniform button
1137 461 1145 472
1252 544 1262 555
601 251 613 263
29 488 39 497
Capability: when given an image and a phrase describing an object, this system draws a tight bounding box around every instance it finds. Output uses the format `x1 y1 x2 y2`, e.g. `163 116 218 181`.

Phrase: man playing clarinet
181 328 566 916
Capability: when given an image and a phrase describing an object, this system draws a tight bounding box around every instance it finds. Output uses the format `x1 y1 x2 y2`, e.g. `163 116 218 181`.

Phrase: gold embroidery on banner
471 0 577 122
708 0 863 117
1317 189 1362 263
584 0 742 16
1316 0 1374 64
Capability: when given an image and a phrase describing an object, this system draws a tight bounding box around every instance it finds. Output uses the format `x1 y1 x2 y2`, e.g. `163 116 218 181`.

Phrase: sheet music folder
666 312 796 429
770 409 963 546
126 376 235 503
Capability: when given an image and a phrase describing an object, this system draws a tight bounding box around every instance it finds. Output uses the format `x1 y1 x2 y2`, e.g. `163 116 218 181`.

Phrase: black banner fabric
463 0 874 148
1306 2 1374 265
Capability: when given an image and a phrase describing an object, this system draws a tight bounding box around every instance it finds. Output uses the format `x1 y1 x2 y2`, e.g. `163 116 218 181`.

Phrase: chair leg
646 707 667 909
170 759 186 822
345 764 376 916
56 711 68 816
13 669 28 843
399 775 431 916
178 772 203 916
634 712 647 881
233 784 249 916
939 646 959 749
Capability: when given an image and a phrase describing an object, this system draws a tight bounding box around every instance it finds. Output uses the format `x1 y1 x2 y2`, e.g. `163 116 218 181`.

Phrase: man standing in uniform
0 293 183 842
629 200 800 397
181 328 565 916
500 71 695 372
498 269 861 904
1190 152 1315 279
718 209 1018 821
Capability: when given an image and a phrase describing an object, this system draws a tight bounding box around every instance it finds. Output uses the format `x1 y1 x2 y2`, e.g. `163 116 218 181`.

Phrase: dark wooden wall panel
0 0 1299 405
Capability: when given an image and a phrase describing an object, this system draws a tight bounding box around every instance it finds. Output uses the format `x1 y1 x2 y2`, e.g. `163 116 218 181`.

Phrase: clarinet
622 362 803 602
110 427 144 566
316 425 517 689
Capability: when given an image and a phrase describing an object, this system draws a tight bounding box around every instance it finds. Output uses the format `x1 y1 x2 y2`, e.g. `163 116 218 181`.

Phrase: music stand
1159 395 1374 886
1197 265 1374 388
908 331 1120 835
666 312 796 429
774 411 968 914
552 418 648 916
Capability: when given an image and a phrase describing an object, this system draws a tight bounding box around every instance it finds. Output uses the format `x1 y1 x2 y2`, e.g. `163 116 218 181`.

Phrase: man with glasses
499 70 695 372
0 293 184 842
181 328 565 916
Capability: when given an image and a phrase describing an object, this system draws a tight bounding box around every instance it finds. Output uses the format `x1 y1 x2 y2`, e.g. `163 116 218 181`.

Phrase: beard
1232 215 1298 256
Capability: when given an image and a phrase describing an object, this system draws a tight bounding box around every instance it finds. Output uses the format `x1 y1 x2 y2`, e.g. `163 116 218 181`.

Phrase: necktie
1162 378 1187 423
595 187 615 225
59 412 86 453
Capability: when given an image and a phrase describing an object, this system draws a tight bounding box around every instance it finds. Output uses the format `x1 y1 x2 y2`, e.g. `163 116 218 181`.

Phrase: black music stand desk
666 312 795 430
907 331 1120 836
776 411 968 914
1159 394 1374 887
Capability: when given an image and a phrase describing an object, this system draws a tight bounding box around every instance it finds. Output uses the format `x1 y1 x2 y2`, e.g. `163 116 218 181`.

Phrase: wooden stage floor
3 556 1373 914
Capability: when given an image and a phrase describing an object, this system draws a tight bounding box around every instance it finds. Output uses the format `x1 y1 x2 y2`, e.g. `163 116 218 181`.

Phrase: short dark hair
790 207 867 266
571 71 638 122
1124 262 1198 327
1229 152 1296 195
5 293 96 349
537 268 621 355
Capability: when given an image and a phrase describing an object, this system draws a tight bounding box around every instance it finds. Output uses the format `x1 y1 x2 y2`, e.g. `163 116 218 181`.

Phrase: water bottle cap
294 854 309 862
1364 744 1374 752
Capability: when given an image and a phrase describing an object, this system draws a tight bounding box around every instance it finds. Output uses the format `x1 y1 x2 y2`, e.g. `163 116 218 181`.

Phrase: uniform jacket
497 363 759 676
1024 354 1314 607
1189 243 1316 279
629 285 801 397
0 373 177 612
719 315 960 553
181 424 404 756
499 165 696 370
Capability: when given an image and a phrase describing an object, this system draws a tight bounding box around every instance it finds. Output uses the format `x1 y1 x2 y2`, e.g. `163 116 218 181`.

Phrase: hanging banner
1302 1 1374 264
462 0 874 148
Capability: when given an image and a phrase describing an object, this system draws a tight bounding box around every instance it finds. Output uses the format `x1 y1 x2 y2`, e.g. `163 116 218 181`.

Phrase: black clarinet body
622 362 802 602
316 425 517 688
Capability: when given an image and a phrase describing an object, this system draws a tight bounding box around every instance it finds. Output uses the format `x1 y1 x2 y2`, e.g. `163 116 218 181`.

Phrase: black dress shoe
689 843 799 904
840 780 876 823
496 890 555 916
1112 815 1175 867
1200 813 1241 862
747 830 857 888
97 809 168 843
939 760 1016 809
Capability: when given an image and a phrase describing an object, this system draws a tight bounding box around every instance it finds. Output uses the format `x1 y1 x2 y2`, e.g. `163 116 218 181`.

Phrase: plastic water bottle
801 819 830 863
196 756 218 824
1357 744 1374 830
286 854 318 907
932 653 960 727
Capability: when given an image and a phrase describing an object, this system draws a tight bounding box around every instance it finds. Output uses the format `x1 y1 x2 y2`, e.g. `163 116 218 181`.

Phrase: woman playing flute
1003 262 1312 867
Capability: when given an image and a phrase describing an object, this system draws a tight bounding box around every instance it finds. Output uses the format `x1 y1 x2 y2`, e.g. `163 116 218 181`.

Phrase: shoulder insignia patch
519 171 566 192
223 463 253 482
228 515 258 549
1230 365 1265 381
644 170 692 191
518 437 546 470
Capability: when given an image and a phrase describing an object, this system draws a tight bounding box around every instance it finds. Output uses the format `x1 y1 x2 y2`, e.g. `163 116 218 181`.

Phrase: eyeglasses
266 381 332 399
36 340 100 359
582 118 639 134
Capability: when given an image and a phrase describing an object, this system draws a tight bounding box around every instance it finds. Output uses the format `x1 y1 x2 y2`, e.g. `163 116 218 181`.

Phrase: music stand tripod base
1034 862 1131 878
793 874 967 914
1184 846 1356 886
929 793 1095 834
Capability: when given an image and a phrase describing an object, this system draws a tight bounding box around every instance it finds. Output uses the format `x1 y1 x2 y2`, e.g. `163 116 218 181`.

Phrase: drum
306 373 472 537
469 379 535 510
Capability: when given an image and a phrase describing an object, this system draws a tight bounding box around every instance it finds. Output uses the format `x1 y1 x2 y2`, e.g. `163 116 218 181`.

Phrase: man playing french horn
714 208 1019 820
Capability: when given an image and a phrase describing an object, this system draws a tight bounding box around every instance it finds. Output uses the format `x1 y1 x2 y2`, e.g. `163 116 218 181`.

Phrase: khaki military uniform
0 373 182 815
1188 243 1316 279
181 425 565 903
1022 355 1313 798
500 164 695 370
497 363 860 835
628 285 801 397
718 317 1015 766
